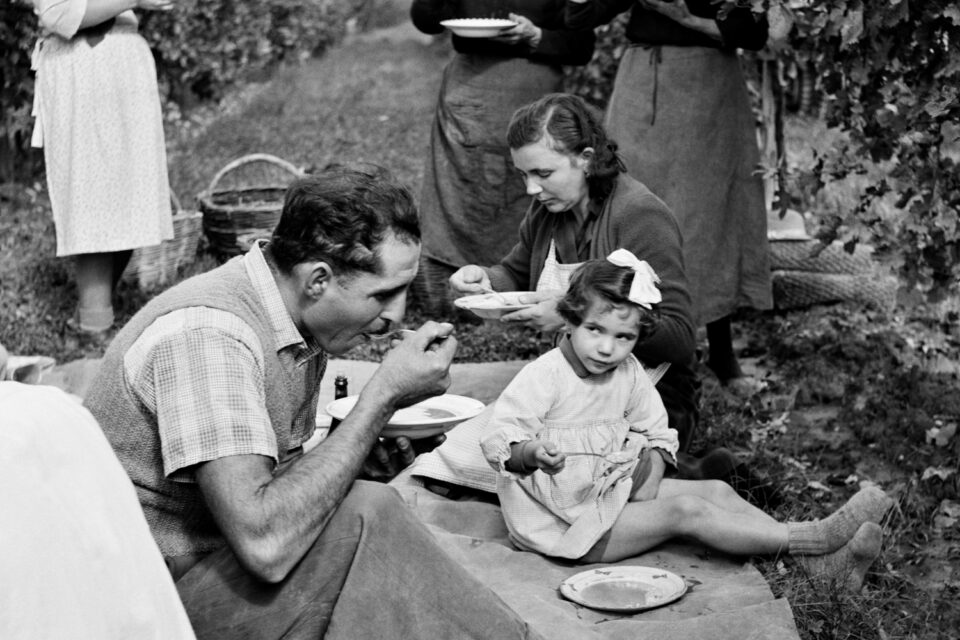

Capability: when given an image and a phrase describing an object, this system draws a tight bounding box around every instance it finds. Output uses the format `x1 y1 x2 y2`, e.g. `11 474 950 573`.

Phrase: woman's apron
420 55 564 269
535 240 583 293
605 45 772 325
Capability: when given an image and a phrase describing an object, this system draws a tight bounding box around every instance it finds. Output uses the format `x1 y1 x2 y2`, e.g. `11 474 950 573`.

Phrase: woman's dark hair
506 93 626 201
269 163 420 276
557 259 659 340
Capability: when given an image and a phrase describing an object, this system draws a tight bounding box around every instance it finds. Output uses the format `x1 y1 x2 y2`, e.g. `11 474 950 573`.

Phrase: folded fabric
411 362 670 493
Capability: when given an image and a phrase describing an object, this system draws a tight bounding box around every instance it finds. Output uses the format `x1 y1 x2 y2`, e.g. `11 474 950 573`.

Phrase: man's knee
337 480 407 523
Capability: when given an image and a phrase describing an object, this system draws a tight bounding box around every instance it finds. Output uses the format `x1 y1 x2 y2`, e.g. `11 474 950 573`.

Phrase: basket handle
169 188 182 214
204 153 303 195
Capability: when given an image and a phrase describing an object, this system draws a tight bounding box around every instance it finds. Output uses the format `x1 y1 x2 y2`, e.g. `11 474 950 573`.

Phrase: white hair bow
606 249 661 309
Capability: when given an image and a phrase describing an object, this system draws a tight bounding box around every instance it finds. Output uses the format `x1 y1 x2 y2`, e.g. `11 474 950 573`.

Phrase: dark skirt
605 45 772 325
419 54 563 269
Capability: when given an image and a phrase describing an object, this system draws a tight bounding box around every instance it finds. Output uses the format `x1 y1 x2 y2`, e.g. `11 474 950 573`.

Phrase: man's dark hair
506 93 626 202
269 163 420 275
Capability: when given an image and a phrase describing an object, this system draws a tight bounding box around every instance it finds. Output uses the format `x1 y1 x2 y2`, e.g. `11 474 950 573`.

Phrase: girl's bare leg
583 484 789 563
654 478 780 525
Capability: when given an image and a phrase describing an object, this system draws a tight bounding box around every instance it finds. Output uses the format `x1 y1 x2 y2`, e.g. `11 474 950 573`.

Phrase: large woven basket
124 191 202 290
769 239 898 312
199 154 303 258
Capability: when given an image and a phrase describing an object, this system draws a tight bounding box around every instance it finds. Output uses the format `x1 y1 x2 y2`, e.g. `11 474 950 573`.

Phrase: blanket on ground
390 470 800 640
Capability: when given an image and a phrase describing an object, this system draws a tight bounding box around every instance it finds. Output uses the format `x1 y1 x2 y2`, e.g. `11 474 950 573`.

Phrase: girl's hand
449 265 492 296
529 440 565 475
490 13 542 48
500 290 565 333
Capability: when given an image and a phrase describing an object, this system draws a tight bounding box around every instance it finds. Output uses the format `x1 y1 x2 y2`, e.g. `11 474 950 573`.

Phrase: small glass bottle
329 373 348 432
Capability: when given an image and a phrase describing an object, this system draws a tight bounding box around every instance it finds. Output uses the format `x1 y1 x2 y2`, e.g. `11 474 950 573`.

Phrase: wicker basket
199 153 303 257
123 191 202 290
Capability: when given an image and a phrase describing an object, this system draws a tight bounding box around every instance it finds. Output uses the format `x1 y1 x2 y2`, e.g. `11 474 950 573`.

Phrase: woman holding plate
410 0 595 313
449 93 702 454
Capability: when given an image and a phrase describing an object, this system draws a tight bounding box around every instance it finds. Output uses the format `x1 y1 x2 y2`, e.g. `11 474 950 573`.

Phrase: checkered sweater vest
84 257 319 558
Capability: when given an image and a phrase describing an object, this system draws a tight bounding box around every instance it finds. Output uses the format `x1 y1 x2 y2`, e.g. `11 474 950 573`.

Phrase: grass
2 8 959 638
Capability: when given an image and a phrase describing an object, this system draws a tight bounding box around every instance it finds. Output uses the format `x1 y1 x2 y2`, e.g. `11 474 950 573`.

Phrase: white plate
440 18 517 38
559 566 687 613
324 394 485 438
453 292 534 319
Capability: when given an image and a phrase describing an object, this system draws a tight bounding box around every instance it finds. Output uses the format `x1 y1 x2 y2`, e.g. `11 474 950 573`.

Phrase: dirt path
166 18 448 204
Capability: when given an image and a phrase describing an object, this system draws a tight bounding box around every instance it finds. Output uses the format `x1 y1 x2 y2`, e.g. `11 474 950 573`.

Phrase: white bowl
324 394 485 438
440 18 517 38
453 292 534 320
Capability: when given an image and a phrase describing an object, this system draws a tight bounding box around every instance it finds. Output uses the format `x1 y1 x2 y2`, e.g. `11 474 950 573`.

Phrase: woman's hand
638 0 692 24
136 0 176 12
449 265 493 296
638 0 721 39
490 13 542 48
500 290 565 334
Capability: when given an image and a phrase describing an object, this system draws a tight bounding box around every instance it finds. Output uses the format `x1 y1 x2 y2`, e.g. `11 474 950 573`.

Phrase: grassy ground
1 8 958 638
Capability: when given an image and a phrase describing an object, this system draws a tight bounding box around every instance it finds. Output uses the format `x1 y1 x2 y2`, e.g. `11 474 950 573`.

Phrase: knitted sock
797 521 883 591
788 486 893 555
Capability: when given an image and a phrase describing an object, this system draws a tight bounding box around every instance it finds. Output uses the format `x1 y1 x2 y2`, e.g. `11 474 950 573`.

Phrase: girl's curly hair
557 259 660 340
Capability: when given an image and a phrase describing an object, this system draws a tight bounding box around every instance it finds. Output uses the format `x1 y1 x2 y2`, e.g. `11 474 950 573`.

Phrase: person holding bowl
410 0 596 313
449 93 701 455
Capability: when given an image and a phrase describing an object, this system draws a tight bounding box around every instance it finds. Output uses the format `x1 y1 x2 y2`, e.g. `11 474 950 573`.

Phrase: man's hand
360 434 446 482
500 290 565 334
368 321 456 409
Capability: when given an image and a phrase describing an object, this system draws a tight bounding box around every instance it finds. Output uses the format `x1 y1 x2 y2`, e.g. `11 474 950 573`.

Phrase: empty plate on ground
453 292 534 319
324 394 485 438
559 566 687 613
440 18 517 38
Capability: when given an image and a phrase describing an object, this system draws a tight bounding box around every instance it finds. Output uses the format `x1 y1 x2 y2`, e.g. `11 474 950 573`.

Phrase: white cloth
479 350 677 559
0 382 196 640
534 240 583 293
30 10 173 256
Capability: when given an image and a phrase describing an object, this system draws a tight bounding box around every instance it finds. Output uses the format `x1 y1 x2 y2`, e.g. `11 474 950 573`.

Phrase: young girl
481 250 891 588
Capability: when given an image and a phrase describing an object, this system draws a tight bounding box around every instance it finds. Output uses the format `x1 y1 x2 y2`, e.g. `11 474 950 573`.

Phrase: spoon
480 286 508 305
366 329 416 342
563 451 635 464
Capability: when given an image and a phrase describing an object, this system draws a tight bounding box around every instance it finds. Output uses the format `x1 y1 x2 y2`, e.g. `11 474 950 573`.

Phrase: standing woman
450 93 700 453
566 0 773 385
30 0 175 335
410 0 595 313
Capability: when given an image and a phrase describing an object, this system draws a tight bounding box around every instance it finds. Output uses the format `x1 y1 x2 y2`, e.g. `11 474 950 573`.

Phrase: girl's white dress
30 1 173 257
481 341 679 559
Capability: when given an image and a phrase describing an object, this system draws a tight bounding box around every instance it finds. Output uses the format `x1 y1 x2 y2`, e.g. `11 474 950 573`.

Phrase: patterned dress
30 3 172 257
480 341 678 559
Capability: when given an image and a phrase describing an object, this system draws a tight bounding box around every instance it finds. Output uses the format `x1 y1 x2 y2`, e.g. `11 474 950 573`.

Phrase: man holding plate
84 165 541 639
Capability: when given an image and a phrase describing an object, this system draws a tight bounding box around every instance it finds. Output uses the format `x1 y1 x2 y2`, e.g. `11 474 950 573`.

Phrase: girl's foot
798 521 883 591
788 486 893 554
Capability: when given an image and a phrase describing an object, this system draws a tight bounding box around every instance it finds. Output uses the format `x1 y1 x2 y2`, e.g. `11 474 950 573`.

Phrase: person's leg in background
705 315 743 383
73 249 132 333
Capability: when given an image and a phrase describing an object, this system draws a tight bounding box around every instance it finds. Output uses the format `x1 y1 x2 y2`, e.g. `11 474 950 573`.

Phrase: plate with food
453 291 534 319
559 566 687 613
324 394 486 438
439 18 517 38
